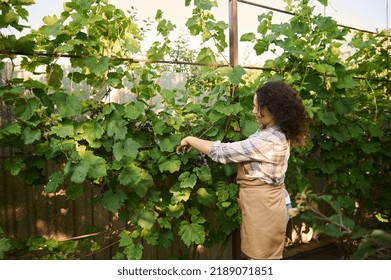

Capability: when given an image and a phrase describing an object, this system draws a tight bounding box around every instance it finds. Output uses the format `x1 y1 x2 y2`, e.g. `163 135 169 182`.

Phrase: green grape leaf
152 119 166 136
158 134 182 153
158 217 172 229
158 157 181 173
179 173 197 189
360 142 381 154
240 32 256 42
81 120 105 148
113 138 141 161
334 98 354 115
102 189 127 212
107 119 128 140
44 171 64 193
194 166 212 183
118 163 153 198
124 37 141 53
166 203 185 218
85 56 109 76
1 123 21 136
317 111 338 126
14 98 40 121
4 158 25 176
117 230 143 260
123 241 143 260
70 161 89 183
197 47 217 64
316 224 344 238
66 185 84 200
137 209 155 230
21 127 41 144
52 92 82 118
196 187 215 206
124 101 145 119
47 64 63 89
50 123 75 138
171 188 191 203
178 221 205 246
84 152 107 179
157 229 174 248
232 65 246 85
0 237 12 259
42 15 63 37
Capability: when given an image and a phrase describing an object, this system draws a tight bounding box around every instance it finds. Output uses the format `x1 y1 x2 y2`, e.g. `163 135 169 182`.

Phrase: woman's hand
176 137 193 154
176 136 213 155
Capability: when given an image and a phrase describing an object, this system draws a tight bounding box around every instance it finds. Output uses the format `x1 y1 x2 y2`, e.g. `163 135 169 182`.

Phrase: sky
4 0 391 64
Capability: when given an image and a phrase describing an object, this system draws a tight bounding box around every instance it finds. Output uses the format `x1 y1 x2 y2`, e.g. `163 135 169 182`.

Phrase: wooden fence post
229 0 241 260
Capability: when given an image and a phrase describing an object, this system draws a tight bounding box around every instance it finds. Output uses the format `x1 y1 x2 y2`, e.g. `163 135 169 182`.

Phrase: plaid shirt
209 125 290 186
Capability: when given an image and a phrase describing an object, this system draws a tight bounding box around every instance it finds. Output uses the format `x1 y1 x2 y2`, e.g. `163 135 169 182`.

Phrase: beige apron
236 163 287 259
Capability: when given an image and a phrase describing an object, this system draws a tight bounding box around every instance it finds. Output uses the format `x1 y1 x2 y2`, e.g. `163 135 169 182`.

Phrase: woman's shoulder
252 125 287 143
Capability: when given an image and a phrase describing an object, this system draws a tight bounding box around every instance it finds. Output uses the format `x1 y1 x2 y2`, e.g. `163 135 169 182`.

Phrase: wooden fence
0 155 232 259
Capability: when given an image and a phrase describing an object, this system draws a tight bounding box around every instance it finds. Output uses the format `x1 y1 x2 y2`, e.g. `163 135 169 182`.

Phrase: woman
176 80 309 259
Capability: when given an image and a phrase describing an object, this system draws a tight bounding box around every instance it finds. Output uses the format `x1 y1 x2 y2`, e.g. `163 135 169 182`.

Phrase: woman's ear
258 108 265 118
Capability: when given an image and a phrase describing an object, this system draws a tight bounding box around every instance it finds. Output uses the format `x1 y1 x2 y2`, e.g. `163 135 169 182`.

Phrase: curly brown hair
256 81 309 148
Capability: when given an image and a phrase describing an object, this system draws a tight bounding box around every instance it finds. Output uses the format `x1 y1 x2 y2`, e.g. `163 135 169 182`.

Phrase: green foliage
0 0 390 260
0 227 12 259
352 230 391 260
0 225 104 260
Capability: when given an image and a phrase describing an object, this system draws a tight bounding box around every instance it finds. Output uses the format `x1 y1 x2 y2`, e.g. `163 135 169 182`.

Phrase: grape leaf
84 153 107 179
179 173 197 189
158 134 182 153
118 163 153 198
0 237 12 259
317 111 338 126
157 229 174 248
4 159 25 176
107 119 128 140
14 98 39 121
102 189 127 212
50 123 75 138
47 63 63 89
194 166 212 183
117 230 143 260
166 203 185 218
178 221 205 246
196 187 215 206
137 209 155 230
44 171 64 193
232 65 246 85
171 188 191 203
21 127 41 145
81 120 105 148
158 157 181 173
70 161 89 183
52 92 82 118
113 138 141 161
240 32 256 42
66 186 84 200
124 101 145 119
85 56 109 76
